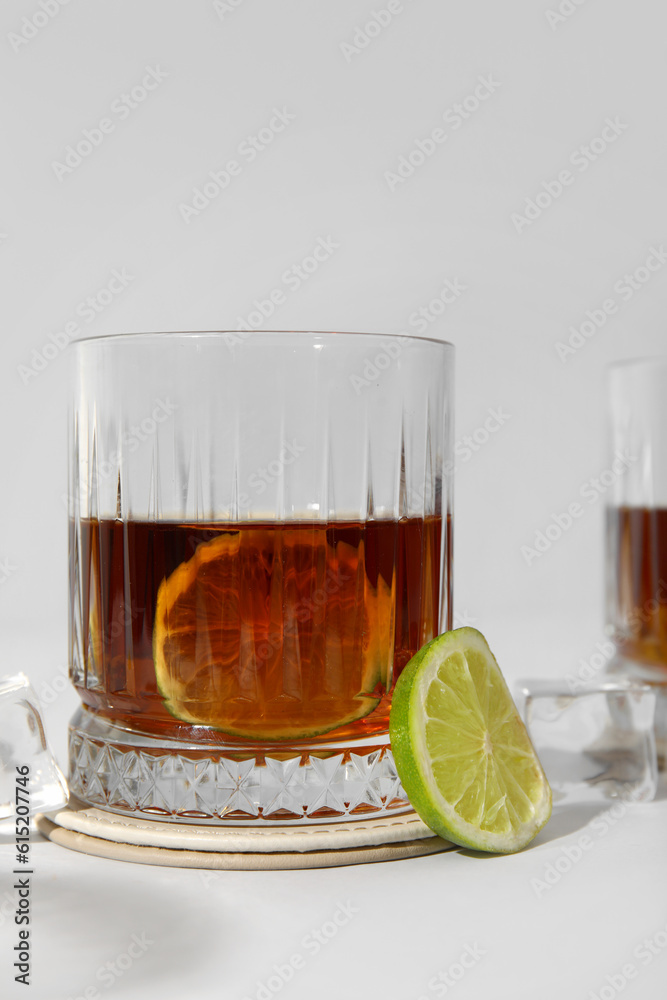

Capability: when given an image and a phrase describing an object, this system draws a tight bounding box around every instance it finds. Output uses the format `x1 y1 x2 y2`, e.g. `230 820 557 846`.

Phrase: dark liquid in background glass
607 506 667 669
70 515 450 743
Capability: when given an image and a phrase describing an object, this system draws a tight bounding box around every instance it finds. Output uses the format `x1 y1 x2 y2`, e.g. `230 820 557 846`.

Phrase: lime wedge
389 627 552 853
153 534 380 740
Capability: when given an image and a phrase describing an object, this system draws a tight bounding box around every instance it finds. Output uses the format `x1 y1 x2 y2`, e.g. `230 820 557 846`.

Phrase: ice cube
516 679 658 805
0 674 68 825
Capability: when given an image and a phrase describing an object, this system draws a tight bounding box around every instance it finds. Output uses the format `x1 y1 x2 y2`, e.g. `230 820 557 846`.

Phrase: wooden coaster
35 797 455 870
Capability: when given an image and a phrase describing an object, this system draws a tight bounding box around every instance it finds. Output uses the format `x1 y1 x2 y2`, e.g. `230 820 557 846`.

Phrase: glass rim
69 329 455 350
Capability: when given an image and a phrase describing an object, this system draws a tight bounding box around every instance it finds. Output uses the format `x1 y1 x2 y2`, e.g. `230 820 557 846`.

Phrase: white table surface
2 620 666 1000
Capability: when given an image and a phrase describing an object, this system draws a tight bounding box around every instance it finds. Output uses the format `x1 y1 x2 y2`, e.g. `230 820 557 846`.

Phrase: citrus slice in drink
389 627 552 853
153 533 381 740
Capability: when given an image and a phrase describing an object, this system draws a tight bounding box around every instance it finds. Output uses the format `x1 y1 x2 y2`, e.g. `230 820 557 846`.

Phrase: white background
1 2 667 999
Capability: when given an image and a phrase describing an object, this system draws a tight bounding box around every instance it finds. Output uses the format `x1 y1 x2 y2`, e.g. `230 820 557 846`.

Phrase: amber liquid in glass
608 505 667 668
71 516 449 743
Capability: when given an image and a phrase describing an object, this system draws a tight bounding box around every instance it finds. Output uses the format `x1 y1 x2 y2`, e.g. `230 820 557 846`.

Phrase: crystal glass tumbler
605 357 667 760
67 332 453 823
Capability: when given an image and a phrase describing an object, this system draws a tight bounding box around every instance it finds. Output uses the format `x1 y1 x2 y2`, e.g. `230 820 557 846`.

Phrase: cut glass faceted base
68 707 410 824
